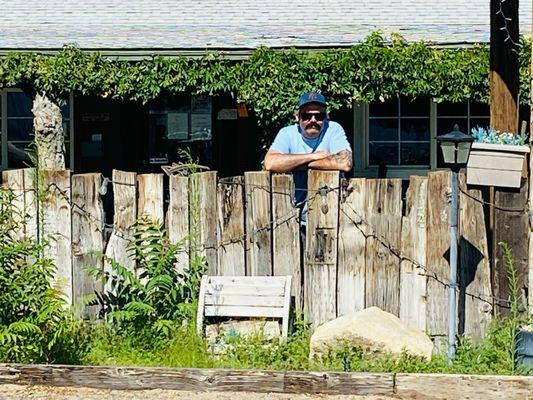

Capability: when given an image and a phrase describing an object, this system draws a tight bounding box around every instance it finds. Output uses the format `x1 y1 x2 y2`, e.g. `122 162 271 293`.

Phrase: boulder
310 307 434 360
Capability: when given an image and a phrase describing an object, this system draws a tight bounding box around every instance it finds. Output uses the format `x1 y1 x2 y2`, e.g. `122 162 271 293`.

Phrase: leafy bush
471 126 528 146
0 187 87 363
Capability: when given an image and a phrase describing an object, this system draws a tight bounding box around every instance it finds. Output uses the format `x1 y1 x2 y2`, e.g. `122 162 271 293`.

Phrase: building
0 0 531 178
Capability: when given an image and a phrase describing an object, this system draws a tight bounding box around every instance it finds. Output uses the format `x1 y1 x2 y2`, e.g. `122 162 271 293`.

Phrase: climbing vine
0 33 530 133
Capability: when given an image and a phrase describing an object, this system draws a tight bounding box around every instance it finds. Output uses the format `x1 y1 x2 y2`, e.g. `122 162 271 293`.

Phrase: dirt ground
0 385 397 400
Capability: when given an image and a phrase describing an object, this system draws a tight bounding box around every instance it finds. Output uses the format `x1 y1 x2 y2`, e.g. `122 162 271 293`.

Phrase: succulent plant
471 126 528 146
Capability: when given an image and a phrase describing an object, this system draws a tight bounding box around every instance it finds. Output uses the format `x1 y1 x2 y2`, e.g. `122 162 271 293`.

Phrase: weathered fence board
399 176 428 331
71 173 104 316
426 171 452 337
104 170 136 275
167 175 189 274
337 178 366 315
217 176 246 276
272 174 302 308
43 170 73 304
22 168 38 242
137 173 164 223
459 175 492 339
305 171 339 327
365 179 402 316
1 169 26 239
193 172 218 274
244 171 272 276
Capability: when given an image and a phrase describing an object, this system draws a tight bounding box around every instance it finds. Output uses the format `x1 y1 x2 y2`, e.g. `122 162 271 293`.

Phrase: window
436 101 489 167
368 96 430 167
1 89 72 170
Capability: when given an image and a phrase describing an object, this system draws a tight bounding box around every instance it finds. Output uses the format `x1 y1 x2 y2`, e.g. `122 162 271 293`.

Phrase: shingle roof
0 1 531 51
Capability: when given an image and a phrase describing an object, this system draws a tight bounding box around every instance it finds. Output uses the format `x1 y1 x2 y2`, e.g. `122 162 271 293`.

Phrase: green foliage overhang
0 33 531 128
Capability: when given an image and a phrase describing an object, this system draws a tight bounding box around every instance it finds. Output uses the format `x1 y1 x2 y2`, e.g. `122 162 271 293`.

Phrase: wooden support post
272 174 302 309
71 173 104 317
400 176 428 331
244 171 272 276
217 176 246 276
42 170 72 305
304 170 339 327
167 175 189 274
364 179 402 316
337 178 366 316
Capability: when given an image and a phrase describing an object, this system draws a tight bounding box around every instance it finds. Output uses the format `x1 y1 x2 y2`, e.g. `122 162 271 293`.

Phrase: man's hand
308 150 353 172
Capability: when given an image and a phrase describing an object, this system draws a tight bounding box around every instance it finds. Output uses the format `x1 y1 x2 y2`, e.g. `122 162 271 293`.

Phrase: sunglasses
300 112 327 122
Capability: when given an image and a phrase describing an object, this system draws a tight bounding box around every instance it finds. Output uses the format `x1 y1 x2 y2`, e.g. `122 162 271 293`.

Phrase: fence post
167 175 190 274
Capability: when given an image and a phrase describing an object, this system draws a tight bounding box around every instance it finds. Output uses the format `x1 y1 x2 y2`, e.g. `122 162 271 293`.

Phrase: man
264 91 353 209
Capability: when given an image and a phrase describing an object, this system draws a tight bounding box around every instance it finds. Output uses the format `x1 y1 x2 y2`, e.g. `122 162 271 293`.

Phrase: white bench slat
204 305 286 318
206 276 288 286
204 294 285 307
205 284 285 297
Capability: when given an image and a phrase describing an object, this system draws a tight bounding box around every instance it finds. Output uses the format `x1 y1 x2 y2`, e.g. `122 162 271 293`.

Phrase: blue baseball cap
298 91 327 108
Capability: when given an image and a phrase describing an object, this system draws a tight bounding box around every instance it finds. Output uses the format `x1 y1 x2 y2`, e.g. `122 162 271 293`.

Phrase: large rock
310 307 434 360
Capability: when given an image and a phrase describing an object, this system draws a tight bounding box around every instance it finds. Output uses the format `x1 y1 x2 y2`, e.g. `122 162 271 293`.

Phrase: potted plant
466 127 529 188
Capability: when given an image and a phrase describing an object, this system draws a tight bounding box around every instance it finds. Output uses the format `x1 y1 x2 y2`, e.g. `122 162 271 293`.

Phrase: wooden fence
1 168 496 339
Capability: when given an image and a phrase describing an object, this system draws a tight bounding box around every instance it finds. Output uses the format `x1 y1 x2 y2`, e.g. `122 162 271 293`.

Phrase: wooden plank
337 178 366 316
104 170 136 275
204 305 286 318
207 276 289 285
364 179 402 317
204 295 285 307
396 373 533 400
191 172 218 275
493 181 529 316
137 173 164 223
42 170 72 305
426 171 451 337
167 175 189 274
205 285 286 297
304 170 339 328
1 169 25 239
71 173 104 317
459 174 492 339
22 168 38 242
244 171 272 276
399 176 428 331
0 364 395 395
272 174 301 308
217 176 245 276
196 275 209 337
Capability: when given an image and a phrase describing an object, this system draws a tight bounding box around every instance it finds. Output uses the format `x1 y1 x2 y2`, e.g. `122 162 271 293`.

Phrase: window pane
7 92 33 117
469 102 489 116
437 118 468 137
369 98 397 117
400 118 430 141
369 119 398 141
401 143 430 165
369 142 398 165
61 103 70 119
7 141 33 168
8 119 33 141
400 97 429 116
470 117 490 131
437 101 468 116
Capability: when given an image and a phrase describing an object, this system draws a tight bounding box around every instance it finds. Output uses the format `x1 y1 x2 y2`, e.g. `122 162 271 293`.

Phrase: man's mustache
306 123 320 130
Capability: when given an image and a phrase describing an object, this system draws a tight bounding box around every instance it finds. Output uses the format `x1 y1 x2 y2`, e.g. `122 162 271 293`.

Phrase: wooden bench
196 275 292 342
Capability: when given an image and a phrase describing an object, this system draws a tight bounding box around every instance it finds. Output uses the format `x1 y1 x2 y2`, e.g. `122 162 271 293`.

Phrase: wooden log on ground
395 373 533 400
71 173 104 317
244 171 272 276
399 176 428 331
426 171 452 339
137 174 164 223
459 174 492 339
191 172 218 275
217 176 245 276
337 178 366 315
304 170 339 327
0 364 394 395
364 179 402 316
104 170 136 275
42 170 72 305
167 175 189 274
272 174 301 308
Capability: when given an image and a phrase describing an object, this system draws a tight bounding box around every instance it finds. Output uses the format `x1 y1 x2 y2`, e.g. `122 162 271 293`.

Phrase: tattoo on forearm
332 151 352 165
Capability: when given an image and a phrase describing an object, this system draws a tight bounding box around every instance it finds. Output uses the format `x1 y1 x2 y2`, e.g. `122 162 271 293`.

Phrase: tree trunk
32 93 65 170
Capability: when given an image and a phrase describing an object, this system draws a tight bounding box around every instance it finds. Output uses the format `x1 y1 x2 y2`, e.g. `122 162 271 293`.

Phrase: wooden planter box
466 143 530 188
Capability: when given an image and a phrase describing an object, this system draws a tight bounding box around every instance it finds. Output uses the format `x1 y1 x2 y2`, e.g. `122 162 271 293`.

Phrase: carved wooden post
32 93 65 170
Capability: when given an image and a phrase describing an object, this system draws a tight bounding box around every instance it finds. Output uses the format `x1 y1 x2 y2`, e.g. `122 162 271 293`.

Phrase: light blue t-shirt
270 120 351 206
